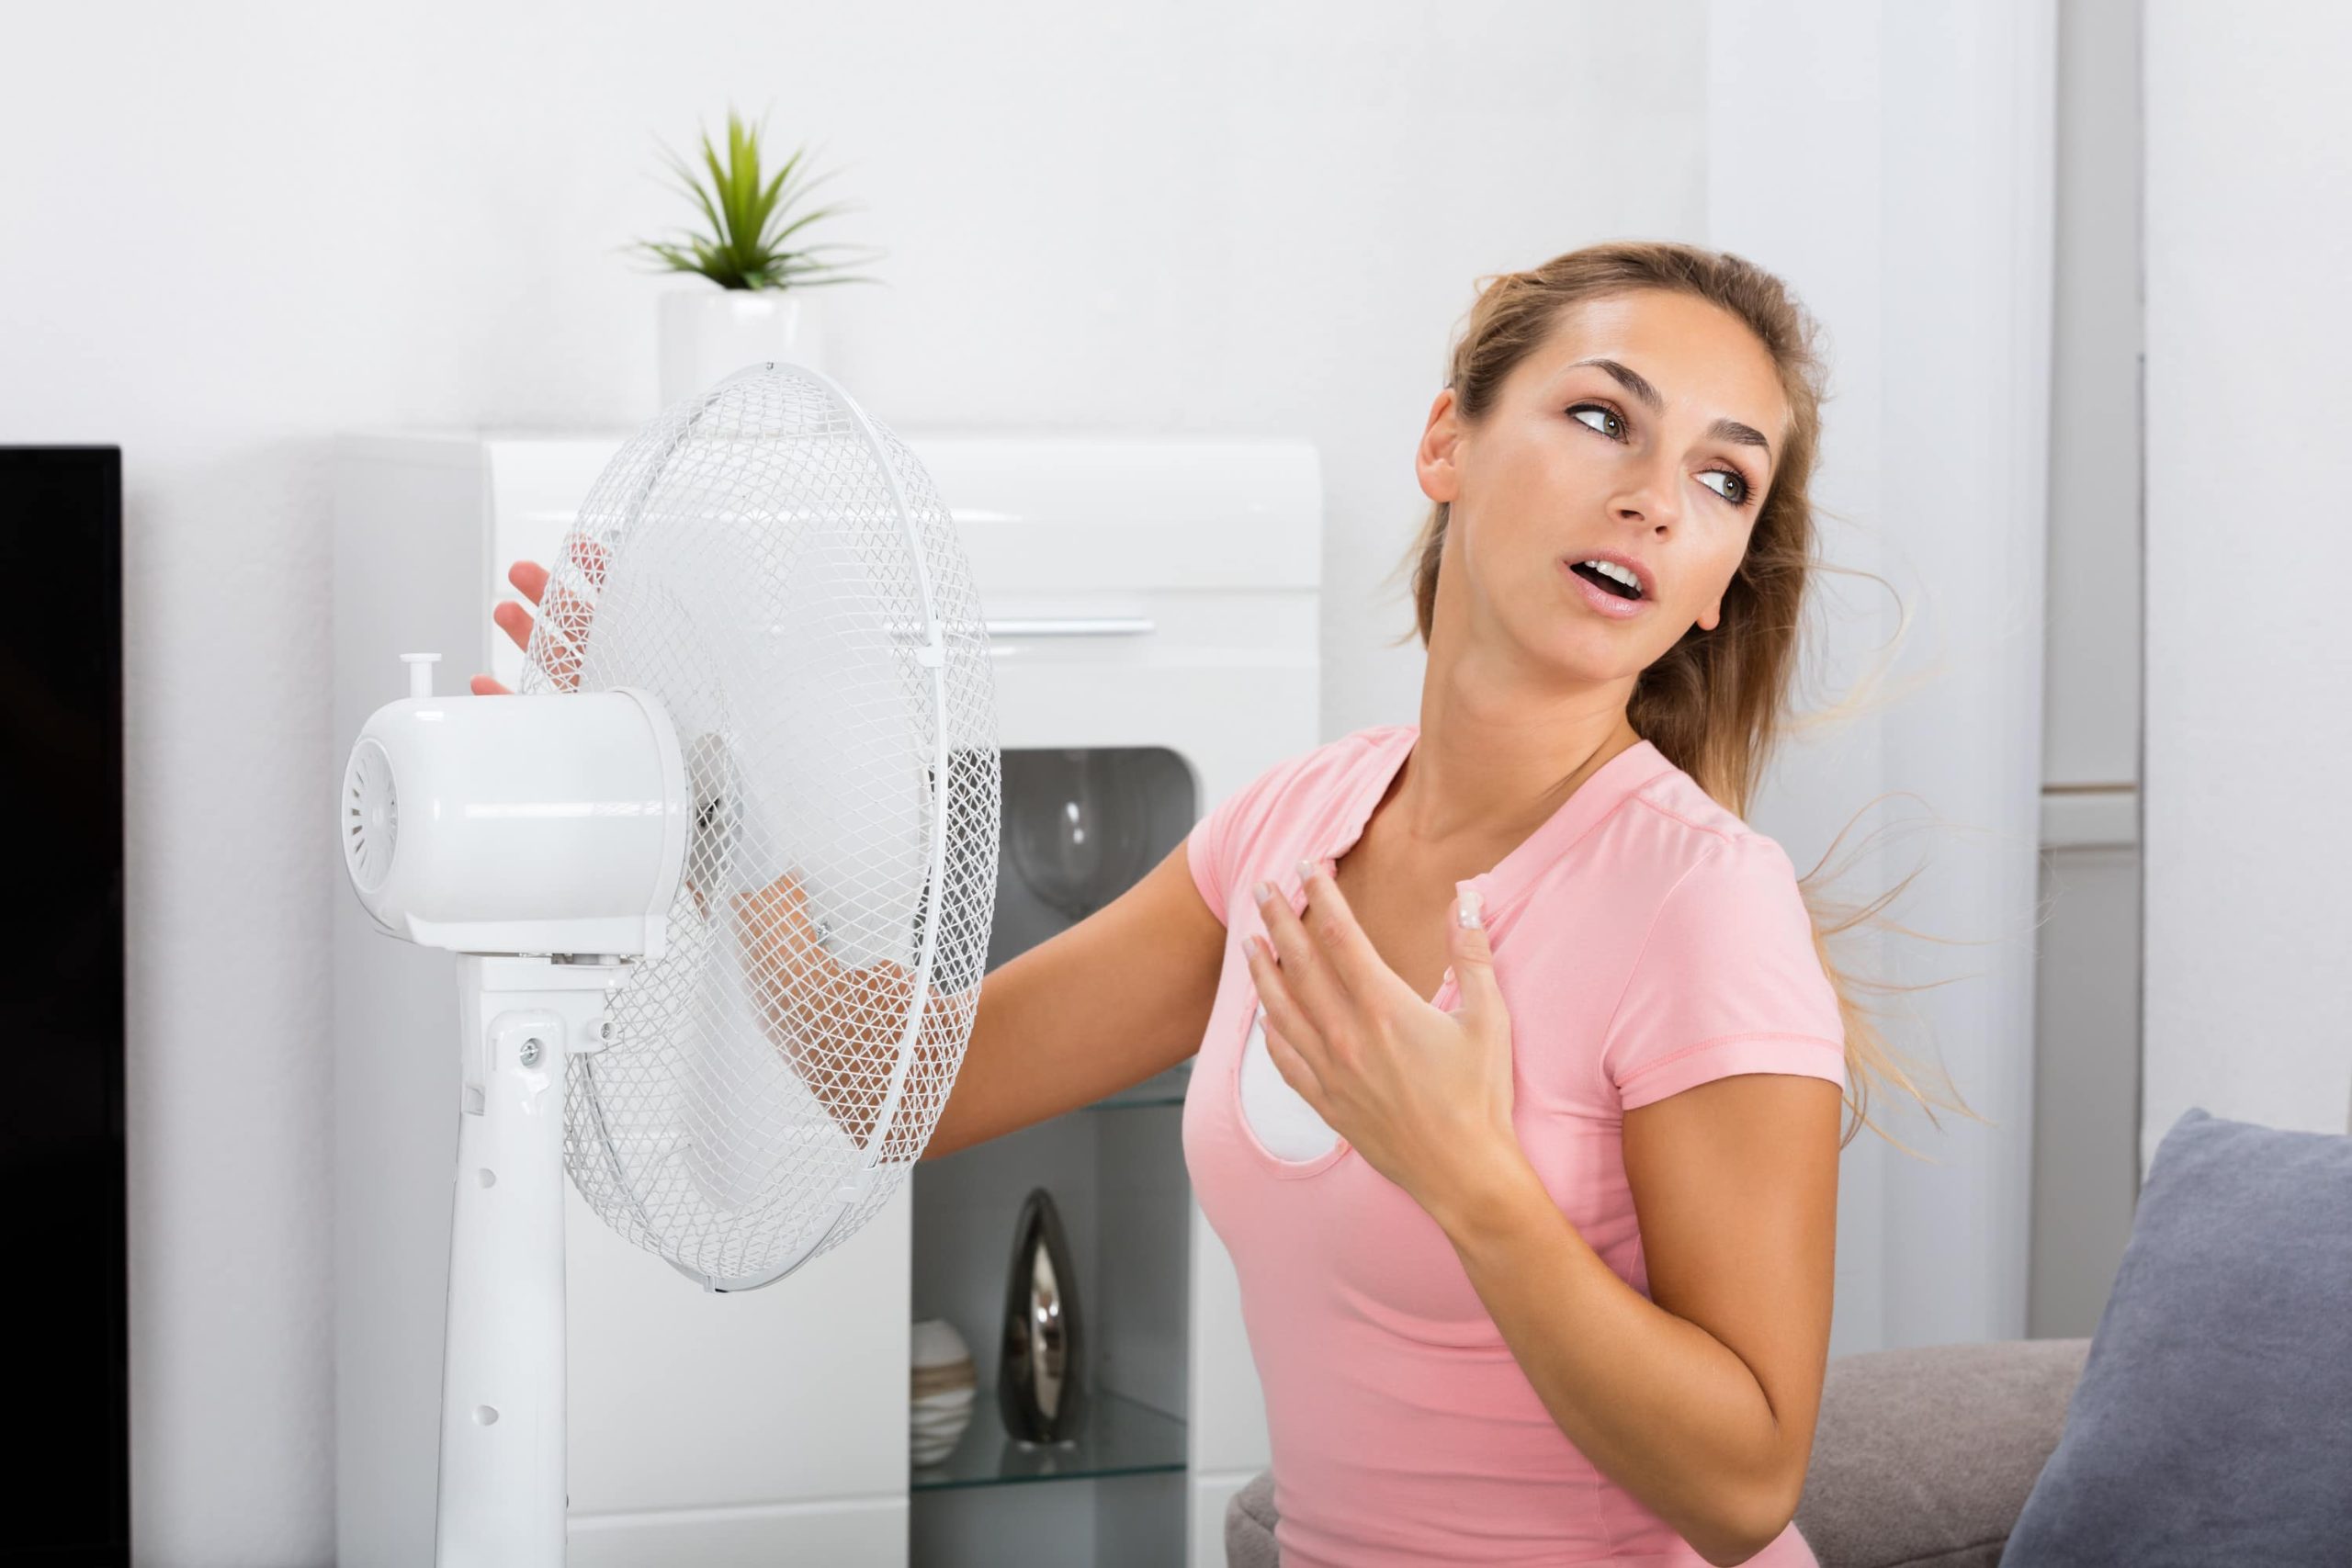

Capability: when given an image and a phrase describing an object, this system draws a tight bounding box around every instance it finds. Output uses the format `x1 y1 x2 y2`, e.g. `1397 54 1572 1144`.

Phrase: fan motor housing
341 687 688 959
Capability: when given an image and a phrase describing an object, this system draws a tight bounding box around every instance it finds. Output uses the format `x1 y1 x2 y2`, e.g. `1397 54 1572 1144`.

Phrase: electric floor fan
339 363 1002 1565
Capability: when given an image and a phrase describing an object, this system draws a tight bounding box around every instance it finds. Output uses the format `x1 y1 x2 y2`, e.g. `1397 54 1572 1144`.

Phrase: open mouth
1567 559 1645 602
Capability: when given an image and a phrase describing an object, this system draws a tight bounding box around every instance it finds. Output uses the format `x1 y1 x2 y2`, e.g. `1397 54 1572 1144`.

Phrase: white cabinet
332 429 1321 1567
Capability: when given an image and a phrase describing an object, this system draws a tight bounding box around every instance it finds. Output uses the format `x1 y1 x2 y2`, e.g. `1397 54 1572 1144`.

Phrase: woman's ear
1415 387 1463 505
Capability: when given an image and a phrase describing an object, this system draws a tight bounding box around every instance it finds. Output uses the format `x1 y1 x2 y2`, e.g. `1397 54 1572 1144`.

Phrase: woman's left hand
1244 859 1526 1219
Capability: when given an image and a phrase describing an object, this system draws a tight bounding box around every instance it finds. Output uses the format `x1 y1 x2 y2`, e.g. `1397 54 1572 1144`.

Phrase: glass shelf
910 1389 1188 1492
1082 1058 1193 1112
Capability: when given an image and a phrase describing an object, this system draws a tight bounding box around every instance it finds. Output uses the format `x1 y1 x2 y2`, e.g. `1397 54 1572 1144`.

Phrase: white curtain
1706 0 2058 1353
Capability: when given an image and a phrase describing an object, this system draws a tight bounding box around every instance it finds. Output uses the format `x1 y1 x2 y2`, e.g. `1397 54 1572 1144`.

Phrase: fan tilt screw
519 1038 545 1068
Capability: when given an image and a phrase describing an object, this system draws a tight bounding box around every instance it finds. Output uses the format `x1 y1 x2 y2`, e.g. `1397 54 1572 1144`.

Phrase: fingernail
1295 858 1318 887
1253 880 1276 906
1456 884 1485 930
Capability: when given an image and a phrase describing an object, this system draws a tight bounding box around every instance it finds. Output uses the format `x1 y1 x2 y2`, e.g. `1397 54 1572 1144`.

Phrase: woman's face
1416 288 1789 681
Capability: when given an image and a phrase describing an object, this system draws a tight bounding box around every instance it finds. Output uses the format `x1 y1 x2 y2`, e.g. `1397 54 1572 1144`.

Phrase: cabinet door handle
982 616 1157 638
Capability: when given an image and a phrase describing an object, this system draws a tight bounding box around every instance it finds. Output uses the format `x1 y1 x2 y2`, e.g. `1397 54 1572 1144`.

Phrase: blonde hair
1387 240 1988 1156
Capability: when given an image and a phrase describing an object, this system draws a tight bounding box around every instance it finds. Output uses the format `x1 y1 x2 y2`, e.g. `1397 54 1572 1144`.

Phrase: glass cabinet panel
909 747 1199 1568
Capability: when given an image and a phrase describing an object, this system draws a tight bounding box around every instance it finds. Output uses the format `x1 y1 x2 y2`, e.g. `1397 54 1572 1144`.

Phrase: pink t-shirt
1182 723 1845 1567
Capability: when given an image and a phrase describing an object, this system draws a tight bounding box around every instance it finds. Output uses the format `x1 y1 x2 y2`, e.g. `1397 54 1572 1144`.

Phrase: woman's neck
1395 639 1642 855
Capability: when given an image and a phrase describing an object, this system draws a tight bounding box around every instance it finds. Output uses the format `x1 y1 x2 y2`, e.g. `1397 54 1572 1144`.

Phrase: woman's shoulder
1230 722 1408 807
1619 749 1807 888
1187 725 1408 922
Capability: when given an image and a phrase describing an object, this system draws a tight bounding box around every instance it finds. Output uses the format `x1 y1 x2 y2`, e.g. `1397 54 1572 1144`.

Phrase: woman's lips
1560 558 1653 620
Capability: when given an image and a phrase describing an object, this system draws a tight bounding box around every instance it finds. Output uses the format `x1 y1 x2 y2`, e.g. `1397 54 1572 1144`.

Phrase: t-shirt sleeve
1599 832 1847 1111
1185 747 1316 928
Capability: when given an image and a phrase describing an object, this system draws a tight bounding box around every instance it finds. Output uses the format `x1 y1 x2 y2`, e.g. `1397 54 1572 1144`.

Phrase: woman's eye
1568 403 1623 439
1698 468 1750 506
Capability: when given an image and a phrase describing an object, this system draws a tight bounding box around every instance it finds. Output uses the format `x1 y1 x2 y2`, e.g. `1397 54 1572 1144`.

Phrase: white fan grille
522 363 1001 1291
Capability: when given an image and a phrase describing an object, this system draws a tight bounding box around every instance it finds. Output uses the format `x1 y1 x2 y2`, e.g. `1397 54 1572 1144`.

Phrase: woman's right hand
470 539 607 695
731 869 942 1149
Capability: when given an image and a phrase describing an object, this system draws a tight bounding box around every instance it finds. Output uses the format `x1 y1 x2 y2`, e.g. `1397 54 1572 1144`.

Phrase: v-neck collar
1320 724 1674 920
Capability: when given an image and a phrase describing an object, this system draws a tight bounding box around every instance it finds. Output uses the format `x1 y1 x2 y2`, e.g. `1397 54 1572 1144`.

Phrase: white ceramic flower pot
656 287 828 407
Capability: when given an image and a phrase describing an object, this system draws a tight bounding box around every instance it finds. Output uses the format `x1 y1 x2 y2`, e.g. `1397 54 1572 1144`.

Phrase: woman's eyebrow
1570 356 1774 466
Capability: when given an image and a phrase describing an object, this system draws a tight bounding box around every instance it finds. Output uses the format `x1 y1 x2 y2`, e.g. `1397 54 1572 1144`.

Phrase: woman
481 241 1964 1566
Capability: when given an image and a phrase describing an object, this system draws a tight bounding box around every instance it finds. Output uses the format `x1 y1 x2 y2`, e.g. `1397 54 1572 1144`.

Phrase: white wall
2143 4 2352 1162
1705 0 2056 1351
0 4 1708 1562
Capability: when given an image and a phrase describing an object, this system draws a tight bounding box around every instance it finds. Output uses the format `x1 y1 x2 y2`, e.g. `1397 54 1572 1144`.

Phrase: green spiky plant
633 110 882 290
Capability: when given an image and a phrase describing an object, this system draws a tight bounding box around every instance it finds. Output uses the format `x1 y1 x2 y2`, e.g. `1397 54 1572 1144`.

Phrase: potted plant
633 108 881 404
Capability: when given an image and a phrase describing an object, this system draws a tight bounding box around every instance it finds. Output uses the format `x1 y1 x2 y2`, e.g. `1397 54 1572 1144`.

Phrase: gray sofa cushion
2002 1107 2352 1566
1792 1337 2089 1568
1227 1470 1278 1568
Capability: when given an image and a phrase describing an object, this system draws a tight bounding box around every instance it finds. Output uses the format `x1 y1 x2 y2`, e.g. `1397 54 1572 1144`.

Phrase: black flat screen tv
0 446 128 1561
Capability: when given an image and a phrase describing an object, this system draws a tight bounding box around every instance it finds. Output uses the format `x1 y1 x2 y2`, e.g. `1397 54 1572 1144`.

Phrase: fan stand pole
437 953 620 1568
